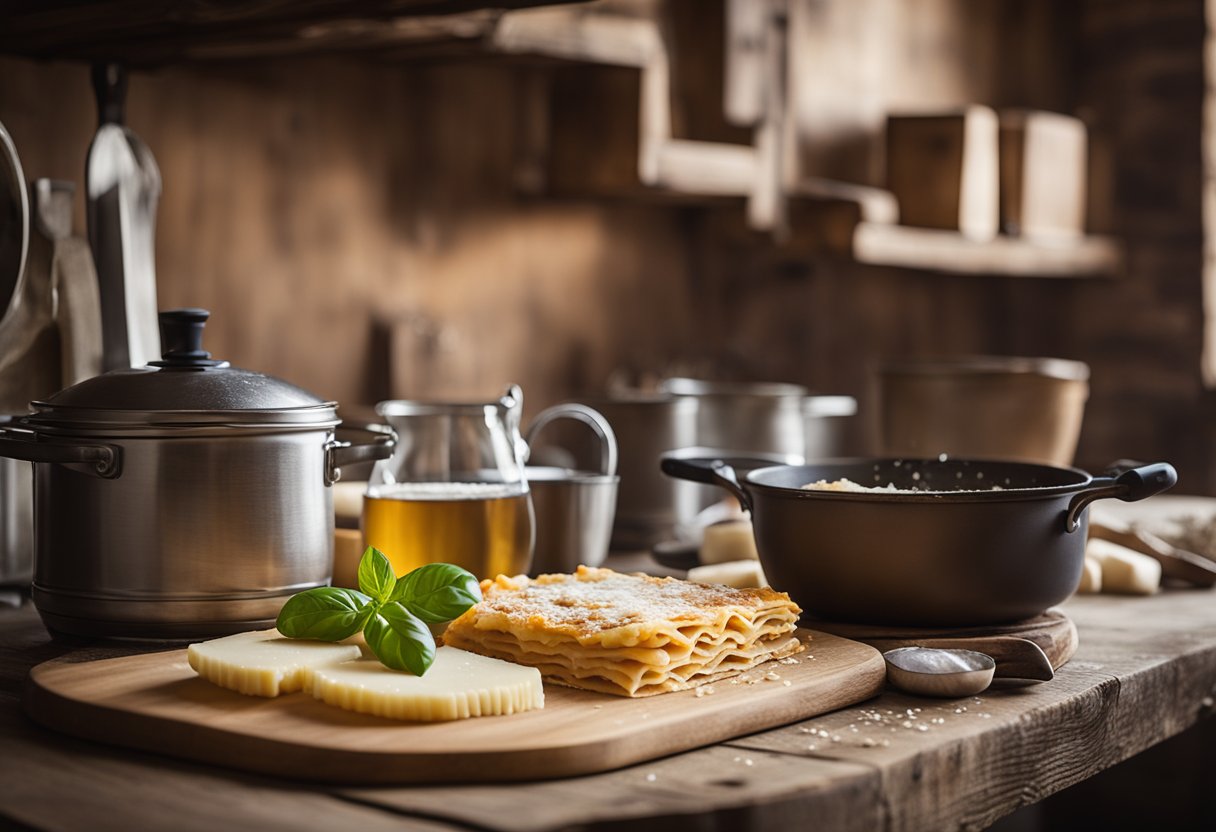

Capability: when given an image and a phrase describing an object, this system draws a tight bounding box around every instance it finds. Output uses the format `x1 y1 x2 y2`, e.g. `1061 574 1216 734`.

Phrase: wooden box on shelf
885 106 999 241
999 110 1088 241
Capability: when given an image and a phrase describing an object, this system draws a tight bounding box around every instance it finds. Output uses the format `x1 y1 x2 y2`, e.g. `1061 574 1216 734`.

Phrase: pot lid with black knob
27 309 338 431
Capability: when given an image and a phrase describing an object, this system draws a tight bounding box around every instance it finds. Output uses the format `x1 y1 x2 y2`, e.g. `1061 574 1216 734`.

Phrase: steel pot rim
27 401 340 430
659 377 809 399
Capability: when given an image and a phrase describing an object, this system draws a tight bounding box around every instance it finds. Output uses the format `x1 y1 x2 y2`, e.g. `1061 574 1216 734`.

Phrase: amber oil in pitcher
362 482 534 579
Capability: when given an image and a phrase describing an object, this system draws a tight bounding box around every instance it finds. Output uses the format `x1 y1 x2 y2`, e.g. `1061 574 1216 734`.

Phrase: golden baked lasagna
442 566 803 697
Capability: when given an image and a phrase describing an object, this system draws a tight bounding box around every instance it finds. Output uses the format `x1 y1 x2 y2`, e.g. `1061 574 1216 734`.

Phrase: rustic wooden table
2 581 1214 832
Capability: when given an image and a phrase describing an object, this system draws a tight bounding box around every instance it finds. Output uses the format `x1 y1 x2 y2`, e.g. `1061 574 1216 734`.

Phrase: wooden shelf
845 222 1122 277
0 1 586 66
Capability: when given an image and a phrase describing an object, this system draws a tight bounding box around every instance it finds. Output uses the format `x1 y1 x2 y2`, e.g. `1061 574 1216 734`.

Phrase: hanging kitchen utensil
37 179 104 387
87 62 162 371
0 120 26 321
0 121 33 587
0 177 61 413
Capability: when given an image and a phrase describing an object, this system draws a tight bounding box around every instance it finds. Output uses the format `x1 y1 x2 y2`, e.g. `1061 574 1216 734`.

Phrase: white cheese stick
1075 556 1102 594
700 520 760 564
1086 538 1162 595
688 559 768 589
309 648 544 721
332 480 366 523
187 629 362 697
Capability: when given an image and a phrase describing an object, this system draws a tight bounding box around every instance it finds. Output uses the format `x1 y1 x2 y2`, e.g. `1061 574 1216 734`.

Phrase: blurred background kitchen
1 0 1207 490
2 2 1215 828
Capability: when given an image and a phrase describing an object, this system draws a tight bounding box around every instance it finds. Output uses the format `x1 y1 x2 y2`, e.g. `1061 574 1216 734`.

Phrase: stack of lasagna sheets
443 566 804 697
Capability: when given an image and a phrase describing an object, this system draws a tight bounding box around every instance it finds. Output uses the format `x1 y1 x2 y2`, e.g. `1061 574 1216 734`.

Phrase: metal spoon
883 646 996 698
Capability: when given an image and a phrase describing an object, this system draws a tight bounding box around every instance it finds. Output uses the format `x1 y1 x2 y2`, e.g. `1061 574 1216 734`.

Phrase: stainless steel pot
659 378 809 456
0 309 394 639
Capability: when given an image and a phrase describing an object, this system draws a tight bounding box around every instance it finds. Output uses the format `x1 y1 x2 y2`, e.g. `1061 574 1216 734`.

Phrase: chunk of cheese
187 629 362 697
1075 556 1102 594
688 559 769 589
308 648 544 721
700 520 760 565
1086 538 1161 595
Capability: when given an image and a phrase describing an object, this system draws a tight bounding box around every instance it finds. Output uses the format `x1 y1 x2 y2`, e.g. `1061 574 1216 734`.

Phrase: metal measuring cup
524 404 619 575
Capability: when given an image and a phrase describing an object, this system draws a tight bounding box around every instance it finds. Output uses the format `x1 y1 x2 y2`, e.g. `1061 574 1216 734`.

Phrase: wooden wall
0 55 701 415
0 0 1211 490
682 0 1211 490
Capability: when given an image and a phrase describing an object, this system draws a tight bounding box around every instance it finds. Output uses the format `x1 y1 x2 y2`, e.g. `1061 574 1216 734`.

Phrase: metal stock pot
0 309 394 639
662 455 1177 626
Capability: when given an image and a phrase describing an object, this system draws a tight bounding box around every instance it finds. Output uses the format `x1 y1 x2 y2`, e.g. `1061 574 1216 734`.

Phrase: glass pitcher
364 385 535 580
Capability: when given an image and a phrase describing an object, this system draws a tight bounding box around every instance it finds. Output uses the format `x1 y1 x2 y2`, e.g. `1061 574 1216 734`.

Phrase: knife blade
86 62 161 371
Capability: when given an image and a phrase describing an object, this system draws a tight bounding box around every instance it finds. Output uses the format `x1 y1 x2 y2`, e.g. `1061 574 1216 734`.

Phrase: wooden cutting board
24 628 884 785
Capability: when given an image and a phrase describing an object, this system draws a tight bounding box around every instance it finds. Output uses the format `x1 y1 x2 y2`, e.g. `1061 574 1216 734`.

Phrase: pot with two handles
662 454 1177 626
0 309 394 639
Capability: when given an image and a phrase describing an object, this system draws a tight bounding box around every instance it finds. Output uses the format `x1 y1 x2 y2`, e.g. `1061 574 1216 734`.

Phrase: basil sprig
275 547 481 675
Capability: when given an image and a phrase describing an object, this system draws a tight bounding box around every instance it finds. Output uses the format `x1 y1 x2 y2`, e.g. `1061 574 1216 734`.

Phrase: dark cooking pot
0 309 394 640
661 455 1177 626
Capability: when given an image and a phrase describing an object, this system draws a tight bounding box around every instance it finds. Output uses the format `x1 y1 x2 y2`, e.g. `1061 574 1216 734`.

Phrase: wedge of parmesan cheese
187 629 362 697
688 559 769 589
1086 538 1161 595
308 647 544 721
700 520 760 565
1075 556 1102 594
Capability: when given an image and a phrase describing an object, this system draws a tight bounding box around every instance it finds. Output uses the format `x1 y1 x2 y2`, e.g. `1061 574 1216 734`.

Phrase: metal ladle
883 646 996 698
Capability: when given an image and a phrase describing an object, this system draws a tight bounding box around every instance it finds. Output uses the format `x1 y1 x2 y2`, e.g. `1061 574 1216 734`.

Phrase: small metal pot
659 378 809 456
662 455 1176 626
0 309 393 639
523 403 619 575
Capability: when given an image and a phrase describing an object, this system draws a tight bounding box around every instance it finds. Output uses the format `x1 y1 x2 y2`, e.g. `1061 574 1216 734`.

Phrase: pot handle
1064 461 1177 533
524 403 618 476
660 454 753 512
325 421 396 486
0 424 121 479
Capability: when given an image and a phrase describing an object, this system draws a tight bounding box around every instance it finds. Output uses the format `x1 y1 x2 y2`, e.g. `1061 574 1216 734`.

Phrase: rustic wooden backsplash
0 0 1210 490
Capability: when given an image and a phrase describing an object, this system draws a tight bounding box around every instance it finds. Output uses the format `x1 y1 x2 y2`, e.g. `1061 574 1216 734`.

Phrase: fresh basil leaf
276 587 373 641
388 562 482 623
363 601 436 675
357 546 397 603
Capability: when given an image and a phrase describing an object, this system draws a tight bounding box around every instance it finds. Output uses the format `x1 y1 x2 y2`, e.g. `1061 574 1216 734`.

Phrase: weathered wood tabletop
1 574 1215 831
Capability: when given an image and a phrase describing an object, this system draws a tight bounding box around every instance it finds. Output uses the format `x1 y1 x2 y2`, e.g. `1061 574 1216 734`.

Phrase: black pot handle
325 421 396 486
660 454 754 512
1065 461 1177 533
0 424 121 479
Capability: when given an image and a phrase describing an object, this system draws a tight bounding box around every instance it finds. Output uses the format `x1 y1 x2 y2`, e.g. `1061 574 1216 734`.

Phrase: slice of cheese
700 520 760 565
308 647 544 721
1086 538 1161 595
688 559 768 589
1075 556 1102 594
187 629 362 697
